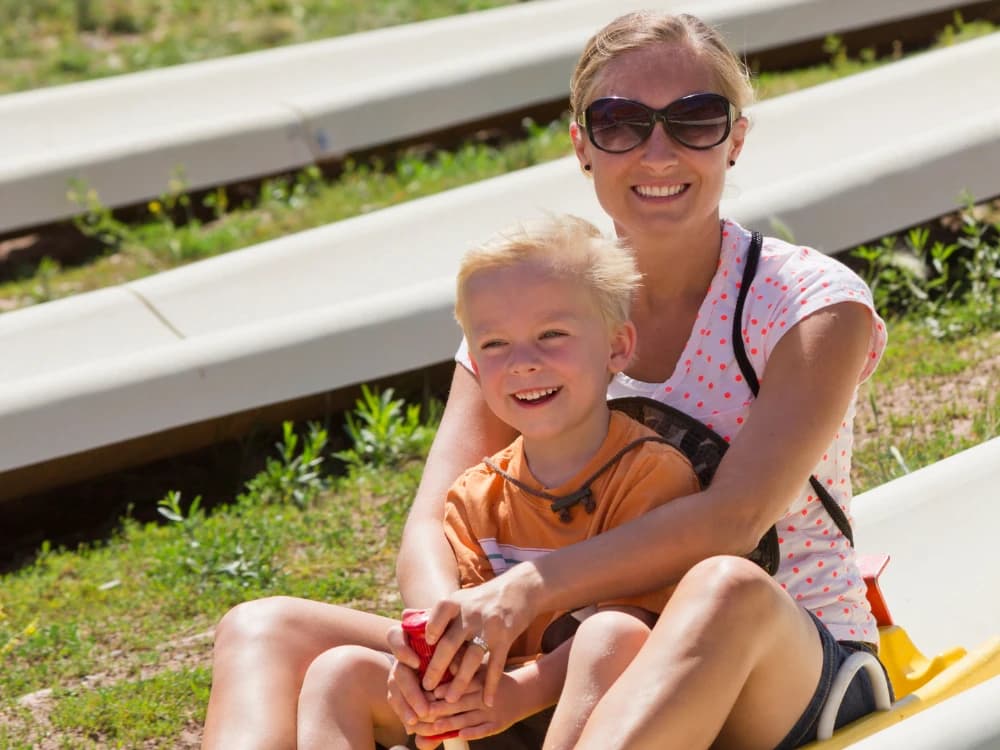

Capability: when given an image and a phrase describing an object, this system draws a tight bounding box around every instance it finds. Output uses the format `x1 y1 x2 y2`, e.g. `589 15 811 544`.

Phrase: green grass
0 0 525 95
1 21 996 312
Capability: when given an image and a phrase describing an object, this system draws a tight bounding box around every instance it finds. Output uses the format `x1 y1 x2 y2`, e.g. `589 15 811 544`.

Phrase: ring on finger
469 634 490 654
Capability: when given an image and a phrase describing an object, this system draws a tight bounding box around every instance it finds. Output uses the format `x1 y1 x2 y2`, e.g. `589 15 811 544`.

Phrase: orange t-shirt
443 411 699 663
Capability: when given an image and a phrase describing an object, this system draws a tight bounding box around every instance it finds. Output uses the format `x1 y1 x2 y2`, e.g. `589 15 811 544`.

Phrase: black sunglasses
582 93 735 153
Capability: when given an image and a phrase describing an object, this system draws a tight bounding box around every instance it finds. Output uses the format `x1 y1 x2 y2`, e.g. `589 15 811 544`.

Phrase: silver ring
469 634 490 654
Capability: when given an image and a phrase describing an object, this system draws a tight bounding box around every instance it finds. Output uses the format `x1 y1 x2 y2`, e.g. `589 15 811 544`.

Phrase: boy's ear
608 320 637 374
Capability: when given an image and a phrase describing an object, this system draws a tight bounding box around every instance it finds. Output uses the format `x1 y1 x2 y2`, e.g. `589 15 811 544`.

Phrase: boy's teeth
515 387 558 401
636 184 685 197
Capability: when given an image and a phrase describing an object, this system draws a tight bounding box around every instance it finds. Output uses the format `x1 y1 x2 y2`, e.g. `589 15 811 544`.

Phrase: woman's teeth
515 387 559 402
635 184 686 197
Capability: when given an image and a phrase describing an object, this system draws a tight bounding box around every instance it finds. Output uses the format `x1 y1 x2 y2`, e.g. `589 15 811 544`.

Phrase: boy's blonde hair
570 12 755 123
455 214 641 332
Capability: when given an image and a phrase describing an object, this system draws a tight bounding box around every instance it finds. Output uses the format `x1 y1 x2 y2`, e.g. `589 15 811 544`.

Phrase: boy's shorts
774 611 894 750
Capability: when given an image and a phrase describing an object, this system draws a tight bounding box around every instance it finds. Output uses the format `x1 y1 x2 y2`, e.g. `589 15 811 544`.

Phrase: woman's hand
422 566 542 706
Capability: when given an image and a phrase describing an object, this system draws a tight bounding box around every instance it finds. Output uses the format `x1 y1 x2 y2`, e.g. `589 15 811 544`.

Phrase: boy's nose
508 345 541 373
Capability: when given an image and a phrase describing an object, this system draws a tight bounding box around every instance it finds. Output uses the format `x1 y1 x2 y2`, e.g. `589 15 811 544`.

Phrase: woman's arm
396 363 518 608
425 302 874 702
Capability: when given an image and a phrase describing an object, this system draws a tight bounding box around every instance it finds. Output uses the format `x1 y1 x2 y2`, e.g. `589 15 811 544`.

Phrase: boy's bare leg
572 556 824 750
202 597 398 750
542 610 652 750
298 645 410 750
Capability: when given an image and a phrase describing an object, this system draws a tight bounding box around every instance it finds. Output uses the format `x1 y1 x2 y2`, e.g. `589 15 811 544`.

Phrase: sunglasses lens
666 95 731 149
585 95 732 153
586 99 653 153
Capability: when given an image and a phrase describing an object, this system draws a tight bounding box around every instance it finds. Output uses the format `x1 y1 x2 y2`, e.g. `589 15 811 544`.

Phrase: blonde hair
570 12 754 122
455 214 641 332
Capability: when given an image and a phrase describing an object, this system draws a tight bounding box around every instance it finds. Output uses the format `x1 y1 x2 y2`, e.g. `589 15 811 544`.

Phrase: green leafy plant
335 385 440 472
851 202 1000 339
243 421 329 507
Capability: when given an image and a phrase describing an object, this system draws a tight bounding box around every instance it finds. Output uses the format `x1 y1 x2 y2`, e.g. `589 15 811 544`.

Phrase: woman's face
571 43 747 244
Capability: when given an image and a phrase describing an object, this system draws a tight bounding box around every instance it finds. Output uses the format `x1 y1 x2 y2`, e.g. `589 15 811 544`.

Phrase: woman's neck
626 219 723 305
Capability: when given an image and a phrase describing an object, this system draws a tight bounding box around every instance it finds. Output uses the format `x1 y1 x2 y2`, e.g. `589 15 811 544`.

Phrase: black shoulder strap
730 232 855 546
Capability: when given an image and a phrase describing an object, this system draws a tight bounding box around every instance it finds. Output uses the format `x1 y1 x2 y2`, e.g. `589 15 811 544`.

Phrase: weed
851 202 1000 339
243 421 329 507
334 385 440 473
28 257 62 303
67 179 132 250
153 491 283 594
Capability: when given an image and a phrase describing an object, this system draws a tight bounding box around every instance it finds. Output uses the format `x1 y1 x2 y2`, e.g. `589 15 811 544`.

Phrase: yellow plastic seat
877 625 966 700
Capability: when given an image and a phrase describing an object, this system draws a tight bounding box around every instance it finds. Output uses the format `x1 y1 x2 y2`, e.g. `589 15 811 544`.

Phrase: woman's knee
677 555 785 623
214 596 302 651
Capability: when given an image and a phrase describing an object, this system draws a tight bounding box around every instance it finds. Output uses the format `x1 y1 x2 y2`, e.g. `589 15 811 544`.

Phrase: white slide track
0 0 979 234
1 32 997 483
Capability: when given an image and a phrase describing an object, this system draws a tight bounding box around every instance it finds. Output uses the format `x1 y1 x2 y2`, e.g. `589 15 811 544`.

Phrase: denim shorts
774 611 894 750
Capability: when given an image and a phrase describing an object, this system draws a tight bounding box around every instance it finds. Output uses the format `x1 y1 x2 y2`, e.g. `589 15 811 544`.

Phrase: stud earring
729 159 736 167
584 164 592 171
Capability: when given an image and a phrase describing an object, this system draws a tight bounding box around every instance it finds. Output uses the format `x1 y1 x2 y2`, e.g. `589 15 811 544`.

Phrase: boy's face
463 261 634 445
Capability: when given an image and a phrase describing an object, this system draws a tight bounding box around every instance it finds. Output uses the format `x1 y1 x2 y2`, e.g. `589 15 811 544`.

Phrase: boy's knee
303 645 373 685
573 609 652 661
578 609 651 641
300 645 391 710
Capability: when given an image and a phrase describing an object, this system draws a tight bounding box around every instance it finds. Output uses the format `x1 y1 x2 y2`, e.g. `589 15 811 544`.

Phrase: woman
203 12 889 750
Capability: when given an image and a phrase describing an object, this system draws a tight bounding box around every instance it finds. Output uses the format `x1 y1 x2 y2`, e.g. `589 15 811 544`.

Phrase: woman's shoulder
723 219 873 298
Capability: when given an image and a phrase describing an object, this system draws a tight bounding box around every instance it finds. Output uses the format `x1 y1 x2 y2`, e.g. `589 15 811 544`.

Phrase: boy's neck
521 409 612 488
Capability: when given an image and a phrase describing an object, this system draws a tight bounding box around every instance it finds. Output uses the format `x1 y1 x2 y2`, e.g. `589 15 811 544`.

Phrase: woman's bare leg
298 645 410 750
543 610 651 750
202 596 398 750
573 556 824 750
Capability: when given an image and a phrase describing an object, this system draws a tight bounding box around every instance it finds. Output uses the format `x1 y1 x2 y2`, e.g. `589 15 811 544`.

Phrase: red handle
401 609 459 741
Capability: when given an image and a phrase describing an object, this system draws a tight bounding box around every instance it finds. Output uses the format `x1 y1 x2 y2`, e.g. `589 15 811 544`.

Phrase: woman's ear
570 121 591 175
608 320 638 375
727 115 749 166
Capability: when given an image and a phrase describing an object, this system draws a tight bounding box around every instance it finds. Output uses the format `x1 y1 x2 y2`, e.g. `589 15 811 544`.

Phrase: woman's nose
639 122 681 166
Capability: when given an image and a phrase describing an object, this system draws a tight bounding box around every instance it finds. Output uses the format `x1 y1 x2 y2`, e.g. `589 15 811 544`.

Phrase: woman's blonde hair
455 214 641 332
570 12 754 122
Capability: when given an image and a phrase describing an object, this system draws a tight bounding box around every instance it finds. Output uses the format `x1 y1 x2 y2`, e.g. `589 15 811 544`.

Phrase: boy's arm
591 446 698 614
396 365 517 607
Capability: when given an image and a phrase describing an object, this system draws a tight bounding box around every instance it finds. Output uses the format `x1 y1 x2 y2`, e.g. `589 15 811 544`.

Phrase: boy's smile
463 261 634 485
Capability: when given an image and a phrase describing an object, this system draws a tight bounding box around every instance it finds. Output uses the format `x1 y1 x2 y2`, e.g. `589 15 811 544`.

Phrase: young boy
296 215 698 750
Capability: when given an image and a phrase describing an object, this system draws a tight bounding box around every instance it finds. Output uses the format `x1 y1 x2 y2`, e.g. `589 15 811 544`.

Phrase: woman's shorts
774 611 893 750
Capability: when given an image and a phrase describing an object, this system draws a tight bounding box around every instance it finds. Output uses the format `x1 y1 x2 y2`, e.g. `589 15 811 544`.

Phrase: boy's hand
410 671 526 748
423 571 540 706
386 625 434 727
